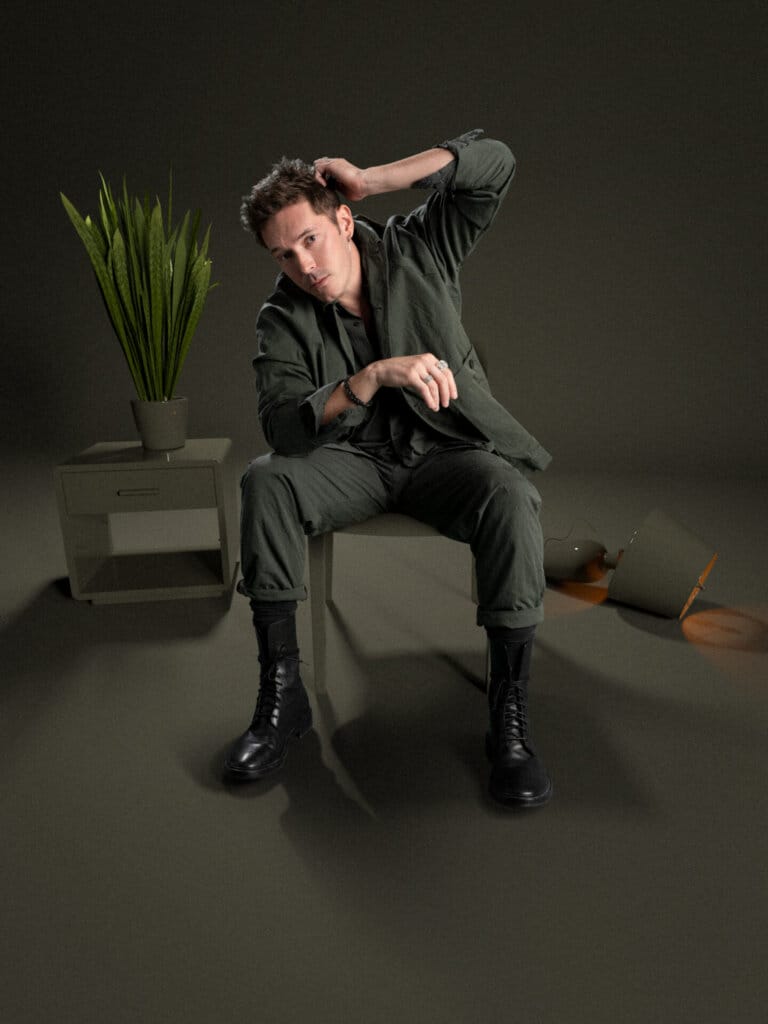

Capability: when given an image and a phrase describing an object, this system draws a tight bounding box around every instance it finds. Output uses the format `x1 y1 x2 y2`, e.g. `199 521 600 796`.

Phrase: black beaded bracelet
342 377 373 408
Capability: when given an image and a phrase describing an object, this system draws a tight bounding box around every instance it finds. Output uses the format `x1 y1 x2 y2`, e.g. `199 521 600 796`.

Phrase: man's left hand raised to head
313 158 369 202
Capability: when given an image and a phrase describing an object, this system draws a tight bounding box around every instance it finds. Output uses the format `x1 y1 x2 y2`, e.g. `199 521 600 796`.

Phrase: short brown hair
240 157 341 247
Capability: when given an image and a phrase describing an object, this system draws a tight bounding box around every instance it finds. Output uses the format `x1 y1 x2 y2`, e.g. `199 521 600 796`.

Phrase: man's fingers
313 158 333 187
416 365 443 411
393 354 458 411
431 361 457 407
434 372 450 409
414 366 437 411
421 377 439 411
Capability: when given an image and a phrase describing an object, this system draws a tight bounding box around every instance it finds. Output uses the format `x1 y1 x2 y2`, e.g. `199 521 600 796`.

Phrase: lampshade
607 508 718 618
544 509 718 619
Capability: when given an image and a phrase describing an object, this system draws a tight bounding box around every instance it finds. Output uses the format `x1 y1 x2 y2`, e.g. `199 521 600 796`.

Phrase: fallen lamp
543 508 719 619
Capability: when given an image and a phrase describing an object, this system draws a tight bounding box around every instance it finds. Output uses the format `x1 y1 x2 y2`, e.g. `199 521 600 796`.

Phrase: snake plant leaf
84 214 108 259
61 192 127 338
132 197 146 257
198 222 211 260
170 212 190 325
62 172 216 400
111 228 133 316
110 227 154 399
98 174 119 240
166 166 173 237
148 202 165 377
172 256 211 379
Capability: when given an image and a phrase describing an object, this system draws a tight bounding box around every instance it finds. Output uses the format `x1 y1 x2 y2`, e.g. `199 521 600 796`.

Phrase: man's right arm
252 302 370 455
319 355 458 425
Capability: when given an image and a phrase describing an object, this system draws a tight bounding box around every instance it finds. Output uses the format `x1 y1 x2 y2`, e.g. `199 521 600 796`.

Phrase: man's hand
313 158 368 202
372 354 458 412
313 146 454 201
320 354 459 425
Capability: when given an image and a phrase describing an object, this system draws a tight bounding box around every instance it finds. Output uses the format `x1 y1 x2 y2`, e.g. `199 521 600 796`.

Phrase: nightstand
54 439 239 603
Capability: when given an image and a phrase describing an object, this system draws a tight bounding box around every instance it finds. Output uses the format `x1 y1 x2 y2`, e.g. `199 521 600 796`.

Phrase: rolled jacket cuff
299 380 367 441
412 129 485 192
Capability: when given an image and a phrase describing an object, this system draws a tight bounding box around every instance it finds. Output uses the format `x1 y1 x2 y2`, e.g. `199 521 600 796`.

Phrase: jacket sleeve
252 302 367 455
399 130 516 279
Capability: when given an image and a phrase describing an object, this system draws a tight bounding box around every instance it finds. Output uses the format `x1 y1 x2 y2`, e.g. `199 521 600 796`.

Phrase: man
228 129 553 808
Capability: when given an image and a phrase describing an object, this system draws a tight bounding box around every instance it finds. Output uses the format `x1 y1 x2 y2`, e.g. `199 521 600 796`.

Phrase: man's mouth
309 275 329 289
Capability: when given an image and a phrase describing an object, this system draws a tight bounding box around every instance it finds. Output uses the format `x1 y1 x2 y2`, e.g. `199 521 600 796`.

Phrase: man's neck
335 241 366 317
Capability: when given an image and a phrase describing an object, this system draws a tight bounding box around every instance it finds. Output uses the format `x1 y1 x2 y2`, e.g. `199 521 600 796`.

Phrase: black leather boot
486 632 552 808
223 616 312 781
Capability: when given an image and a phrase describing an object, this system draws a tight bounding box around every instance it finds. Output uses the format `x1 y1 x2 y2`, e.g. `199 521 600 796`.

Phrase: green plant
61 173 216 401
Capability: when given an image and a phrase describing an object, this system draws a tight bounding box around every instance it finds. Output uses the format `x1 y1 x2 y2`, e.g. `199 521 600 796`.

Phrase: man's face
261 200 359 307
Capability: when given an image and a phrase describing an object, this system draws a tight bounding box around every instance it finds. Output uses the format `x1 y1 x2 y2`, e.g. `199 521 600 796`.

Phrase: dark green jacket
251 134 552 472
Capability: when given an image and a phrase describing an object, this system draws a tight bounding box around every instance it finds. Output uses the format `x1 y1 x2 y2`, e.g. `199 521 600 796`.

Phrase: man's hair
240 157 341 247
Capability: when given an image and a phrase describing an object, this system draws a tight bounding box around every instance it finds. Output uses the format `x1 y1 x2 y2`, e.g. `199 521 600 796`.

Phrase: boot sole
223 712 313 783
488 778 553 809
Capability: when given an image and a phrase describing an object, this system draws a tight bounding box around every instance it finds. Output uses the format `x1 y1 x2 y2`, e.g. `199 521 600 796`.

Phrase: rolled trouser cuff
236 579 308 602
477 605 544 630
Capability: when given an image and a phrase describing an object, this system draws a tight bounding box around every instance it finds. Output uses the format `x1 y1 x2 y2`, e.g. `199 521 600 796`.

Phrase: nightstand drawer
62 467 217 514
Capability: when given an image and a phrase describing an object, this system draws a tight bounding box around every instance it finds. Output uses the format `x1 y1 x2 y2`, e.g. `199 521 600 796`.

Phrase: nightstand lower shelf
75 549 229 603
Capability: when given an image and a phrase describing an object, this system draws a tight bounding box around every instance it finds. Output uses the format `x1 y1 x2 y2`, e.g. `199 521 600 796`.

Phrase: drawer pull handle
117 488 161 497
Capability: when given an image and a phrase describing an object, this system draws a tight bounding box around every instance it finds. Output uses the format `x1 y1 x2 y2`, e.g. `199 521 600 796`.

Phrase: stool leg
325 532 335 604
470 557 490 691
307 534 329 695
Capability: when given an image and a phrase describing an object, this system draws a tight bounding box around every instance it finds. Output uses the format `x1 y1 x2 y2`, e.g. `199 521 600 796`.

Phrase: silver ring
436 359 449 371
421 373 434 384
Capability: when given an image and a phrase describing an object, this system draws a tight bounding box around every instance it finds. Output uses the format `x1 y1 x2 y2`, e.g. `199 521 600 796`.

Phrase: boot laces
253 643 295 725
502 683 529 741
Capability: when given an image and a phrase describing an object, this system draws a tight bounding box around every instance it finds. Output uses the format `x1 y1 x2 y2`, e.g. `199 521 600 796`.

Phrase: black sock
249 600 299 665
486 625 537 642
249 599 298 628
486 625 536 680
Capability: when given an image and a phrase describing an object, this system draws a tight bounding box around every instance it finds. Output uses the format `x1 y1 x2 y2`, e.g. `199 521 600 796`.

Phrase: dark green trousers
239 443 545 629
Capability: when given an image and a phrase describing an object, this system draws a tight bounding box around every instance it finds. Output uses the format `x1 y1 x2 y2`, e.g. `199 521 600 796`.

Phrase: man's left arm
313 147 455 200
314 130 516 276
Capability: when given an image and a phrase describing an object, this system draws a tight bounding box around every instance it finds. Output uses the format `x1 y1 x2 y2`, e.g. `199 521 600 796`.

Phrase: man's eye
306 235 316 245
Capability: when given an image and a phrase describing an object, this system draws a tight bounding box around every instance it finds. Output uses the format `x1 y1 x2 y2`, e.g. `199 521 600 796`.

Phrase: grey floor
2 453 767 1024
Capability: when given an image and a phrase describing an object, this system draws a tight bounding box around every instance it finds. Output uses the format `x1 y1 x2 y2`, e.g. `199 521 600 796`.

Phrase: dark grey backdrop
3 0 766 473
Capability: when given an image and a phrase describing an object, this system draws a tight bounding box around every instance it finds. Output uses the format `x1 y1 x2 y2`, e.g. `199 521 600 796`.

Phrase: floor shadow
210 731 370 827
614 601 689 641
0 578 233 756
314 610 658 819
206 607 687 987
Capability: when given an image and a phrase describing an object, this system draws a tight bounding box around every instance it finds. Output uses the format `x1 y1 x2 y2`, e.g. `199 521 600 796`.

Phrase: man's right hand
321 354 459 426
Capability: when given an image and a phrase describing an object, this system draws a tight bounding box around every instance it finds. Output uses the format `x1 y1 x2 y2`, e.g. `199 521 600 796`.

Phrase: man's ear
335 204 354 239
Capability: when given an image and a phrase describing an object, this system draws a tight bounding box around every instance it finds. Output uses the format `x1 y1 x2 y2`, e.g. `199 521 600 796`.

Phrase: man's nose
297 249 316 275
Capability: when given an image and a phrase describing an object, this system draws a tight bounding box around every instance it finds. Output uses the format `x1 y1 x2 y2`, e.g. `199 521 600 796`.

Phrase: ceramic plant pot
130 396 188 451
